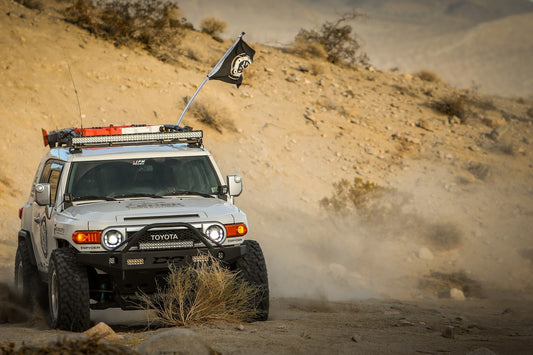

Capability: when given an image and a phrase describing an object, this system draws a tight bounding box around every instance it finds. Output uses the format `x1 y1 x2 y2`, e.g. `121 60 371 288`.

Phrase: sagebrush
64 0 189 52
200 17 227 39
138 256 259 326
292 10 369 66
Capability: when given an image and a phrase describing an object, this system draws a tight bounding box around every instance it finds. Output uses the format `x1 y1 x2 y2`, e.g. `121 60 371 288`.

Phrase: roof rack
42 124 202 151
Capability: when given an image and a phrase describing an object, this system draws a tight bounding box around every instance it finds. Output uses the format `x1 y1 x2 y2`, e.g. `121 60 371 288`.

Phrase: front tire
48 248 90 331
235 240 269 321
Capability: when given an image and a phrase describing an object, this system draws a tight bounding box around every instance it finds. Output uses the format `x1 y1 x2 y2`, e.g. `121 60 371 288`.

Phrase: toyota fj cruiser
15 124 269 331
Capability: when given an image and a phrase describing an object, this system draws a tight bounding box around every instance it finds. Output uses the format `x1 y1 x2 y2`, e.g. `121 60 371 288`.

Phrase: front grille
127 228 200 250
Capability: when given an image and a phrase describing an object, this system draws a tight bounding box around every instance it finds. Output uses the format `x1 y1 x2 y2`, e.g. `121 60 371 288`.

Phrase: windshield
66 156 220 200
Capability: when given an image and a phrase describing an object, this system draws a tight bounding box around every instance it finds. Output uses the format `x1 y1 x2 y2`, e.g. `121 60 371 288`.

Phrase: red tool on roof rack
42 124 201 151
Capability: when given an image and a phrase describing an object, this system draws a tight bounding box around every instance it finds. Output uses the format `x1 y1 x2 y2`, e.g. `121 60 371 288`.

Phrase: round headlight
102 230 123 250
205 225 225 244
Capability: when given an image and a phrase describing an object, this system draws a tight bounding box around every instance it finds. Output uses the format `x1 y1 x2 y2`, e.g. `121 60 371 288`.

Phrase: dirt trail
0 0 532 353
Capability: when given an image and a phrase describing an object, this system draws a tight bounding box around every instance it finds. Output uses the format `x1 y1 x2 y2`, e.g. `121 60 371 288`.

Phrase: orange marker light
72 231 102 244
225 224 248 237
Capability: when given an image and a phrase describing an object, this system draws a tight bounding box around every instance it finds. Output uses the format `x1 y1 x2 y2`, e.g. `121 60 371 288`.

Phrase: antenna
66 62 83 132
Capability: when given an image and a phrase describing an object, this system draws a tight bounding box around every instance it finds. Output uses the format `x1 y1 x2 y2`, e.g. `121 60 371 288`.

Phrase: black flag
209 38 255 88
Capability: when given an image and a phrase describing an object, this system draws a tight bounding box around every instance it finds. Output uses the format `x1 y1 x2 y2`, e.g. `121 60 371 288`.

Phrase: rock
450 288 466 301
418 247 434 260
137 329 214 355
489 126 509 141
449 116 461 125
417 119 433 131
83 322 119 340
467 348 497 355
442 326 455 339
482 113 506 128
351 334 362 342
235 324 245 331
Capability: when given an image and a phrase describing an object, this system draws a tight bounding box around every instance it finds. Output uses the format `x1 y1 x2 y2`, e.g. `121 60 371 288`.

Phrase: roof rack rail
42 124 202 151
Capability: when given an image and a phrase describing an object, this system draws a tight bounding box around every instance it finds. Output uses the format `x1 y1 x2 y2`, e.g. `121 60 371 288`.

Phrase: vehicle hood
63 197 241 228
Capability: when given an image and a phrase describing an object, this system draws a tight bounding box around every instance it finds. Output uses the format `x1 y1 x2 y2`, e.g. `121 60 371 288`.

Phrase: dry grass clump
183 96 236 133
200 17 227 39
291 10 369 66
138 257 259 326
431 94 469 123
320 178 388 217
14 0 43 10
64 0 189 53
414 69 442 83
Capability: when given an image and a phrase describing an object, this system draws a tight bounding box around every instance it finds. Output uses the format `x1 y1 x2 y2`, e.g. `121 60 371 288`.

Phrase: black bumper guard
76 222 247 295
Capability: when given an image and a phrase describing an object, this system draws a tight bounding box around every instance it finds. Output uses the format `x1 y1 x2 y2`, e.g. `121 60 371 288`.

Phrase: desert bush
291 10 368 66
138 256 259 326
320 178 387 217
526 106 533 119
200 17 227 38
15 0 43 10
183 96 236 133
64 0 189 50
309 61 325 76
431 94 469 123
414 69 442 83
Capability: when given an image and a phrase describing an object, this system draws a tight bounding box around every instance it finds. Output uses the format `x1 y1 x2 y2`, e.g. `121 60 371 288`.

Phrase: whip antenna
67 62 83 131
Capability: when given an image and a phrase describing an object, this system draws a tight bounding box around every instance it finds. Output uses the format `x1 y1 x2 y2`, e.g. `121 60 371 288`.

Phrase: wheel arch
18 230 37 267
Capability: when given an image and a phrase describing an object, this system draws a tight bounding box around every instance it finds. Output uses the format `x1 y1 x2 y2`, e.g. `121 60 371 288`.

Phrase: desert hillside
1 0 533 306
180 0 533 97
1 0 533 352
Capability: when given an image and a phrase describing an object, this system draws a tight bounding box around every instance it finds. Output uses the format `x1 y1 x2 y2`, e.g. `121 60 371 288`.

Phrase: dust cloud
245 162 533 302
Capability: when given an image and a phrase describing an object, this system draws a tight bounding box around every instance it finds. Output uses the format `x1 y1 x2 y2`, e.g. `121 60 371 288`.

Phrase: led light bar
71 131 203 148
192 255 210 263
138 240 194 250
126 258 145 265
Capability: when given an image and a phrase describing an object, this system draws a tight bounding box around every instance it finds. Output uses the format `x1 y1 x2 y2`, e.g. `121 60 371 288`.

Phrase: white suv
15 125 269 331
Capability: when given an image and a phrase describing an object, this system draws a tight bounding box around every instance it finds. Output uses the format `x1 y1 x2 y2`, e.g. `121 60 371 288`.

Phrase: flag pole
176 32 245 126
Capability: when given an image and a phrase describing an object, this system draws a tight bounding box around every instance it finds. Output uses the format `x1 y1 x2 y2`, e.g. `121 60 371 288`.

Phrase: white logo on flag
230 53 252 80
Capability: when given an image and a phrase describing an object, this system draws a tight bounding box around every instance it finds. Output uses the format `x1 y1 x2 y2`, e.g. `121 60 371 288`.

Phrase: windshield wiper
73 195 117 202
163 191 214 198
113 193 164 199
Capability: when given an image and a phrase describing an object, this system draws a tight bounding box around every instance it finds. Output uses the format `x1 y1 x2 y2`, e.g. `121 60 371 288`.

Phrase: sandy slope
0 0 533 352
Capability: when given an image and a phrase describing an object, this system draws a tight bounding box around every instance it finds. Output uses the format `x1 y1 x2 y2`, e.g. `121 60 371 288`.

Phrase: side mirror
227 175 243 197
35 183 51 206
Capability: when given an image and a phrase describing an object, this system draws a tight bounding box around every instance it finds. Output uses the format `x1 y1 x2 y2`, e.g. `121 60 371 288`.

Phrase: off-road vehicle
15 124 269 331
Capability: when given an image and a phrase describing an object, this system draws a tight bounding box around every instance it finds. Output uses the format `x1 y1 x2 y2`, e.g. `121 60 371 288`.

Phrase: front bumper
76 222 247 306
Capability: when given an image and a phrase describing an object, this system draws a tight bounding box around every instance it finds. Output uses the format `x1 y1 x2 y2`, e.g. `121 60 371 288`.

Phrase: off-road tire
14 239 47 309
48 248 90 331
235 240 269 321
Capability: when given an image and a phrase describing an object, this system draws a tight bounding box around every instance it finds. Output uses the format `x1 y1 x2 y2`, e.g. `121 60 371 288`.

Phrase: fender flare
18 230 37 266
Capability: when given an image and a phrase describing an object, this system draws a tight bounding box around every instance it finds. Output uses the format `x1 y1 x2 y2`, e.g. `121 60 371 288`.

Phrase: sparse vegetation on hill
64 0 190 57
200 17 227 41
291 10 369 66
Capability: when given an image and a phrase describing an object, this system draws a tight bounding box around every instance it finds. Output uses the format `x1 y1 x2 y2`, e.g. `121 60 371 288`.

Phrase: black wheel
234 240 269 321
48 248 90 331
14 239 47 308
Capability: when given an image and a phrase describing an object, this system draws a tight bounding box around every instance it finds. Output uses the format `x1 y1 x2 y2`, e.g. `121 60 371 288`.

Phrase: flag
209 38 255 88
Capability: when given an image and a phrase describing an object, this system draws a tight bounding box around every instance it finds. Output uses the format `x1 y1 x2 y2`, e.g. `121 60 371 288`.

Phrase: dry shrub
320 178 387 217
292 10 368 66
184 96 235 133
290 37 328 60
14 0 43 10
431 94 469 123
200 17 227 39
138 256 259 326
309 61 325 76
526 106 533 119
64 0 189 52
414 69 442 83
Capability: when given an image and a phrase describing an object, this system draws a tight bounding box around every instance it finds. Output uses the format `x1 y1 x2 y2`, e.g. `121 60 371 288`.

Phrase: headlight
205 225 225 244
102 230 124 250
